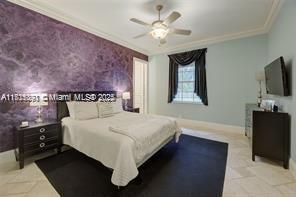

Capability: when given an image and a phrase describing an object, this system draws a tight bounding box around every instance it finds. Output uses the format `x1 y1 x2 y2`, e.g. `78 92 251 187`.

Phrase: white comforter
62 111 181 186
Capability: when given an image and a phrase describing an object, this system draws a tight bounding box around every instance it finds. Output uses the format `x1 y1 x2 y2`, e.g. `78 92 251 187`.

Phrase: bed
57 91 181 186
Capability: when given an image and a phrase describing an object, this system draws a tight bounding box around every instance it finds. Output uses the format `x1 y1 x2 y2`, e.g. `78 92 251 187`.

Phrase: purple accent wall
0 1 148 152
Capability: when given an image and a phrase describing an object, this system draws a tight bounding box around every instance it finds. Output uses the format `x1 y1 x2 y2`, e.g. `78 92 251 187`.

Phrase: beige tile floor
0 128 295 197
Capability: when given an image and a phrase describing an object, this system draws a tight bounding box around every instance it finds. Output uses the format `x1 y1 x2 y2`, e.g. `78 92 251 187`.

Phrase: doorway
133 58 148 114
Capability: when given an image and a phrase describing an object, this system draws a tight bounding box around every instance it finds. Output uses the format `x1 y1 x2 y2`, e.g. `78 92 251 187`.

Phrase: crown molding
7 0 150 56
8 0 283 56
264 0 284 31
150 27 267 55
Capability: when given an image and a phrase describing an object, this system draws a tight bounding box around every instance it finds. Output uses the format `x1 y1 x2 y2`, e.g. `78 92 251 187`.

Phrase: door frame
133 57 148 113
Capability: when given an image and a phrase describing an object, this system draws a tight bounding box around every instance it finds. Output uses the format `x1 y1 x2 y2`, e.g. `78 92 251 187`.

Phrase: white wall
148 35 267 127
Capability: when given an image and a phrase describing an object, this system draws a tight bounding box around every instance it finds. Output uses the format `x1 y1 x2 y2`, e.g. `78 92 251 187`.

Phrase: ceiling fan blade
130 18 150 26
133 32 150 39
160 38 167 45
171 28 192 35
163 12 181 25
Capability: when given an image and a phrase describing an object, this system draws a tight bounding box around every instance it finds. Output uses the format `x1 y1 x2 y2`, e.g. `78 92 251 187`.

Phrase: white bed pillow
72 102 98 120
97 102 114 118
66 102 76 119
112 98 123 113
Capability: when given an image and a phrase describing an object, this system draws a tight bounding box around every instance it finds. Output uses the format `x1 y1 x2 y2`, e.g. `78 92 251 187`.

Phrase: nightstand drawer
24 131 58 145
24 124 59 136
24 138 58 152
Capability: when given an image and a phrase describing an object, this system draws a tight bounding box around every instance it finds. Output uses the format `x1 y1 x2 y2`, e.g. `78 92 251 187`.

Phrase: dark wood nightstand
124 107 140 113
15 120 62 169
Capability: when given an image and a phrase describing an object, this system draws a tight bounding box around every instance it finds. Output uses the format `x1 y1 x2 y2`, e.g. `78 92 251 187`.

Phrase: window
173 63 202 103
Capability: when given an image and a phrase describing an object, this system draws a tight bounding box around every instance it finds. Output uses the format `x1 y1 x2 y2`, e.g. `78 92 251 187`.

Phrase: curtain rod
168 48 207 56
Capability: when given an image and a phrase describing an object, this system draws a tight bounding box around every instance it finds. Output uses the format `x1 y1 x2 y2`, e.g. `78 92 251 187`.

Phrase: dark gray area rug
36 135 228 197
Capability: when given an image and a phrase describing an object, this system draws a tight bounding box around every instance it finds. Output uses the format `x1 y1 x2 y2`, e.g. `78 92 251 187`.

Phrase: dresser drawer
24 131 58 145
24 124 59 136
24 138 58 152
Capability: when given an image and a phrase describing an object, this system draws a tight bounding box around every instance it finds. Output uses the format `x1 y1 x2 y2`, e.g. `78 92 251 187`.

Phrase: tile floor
184 128 296 197
0 127 295 197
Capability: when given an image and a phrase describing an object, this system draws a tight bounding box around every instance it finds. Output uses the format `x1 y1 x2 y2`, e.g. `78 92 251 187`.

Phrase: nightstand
15 120 62 169
124 107 140 113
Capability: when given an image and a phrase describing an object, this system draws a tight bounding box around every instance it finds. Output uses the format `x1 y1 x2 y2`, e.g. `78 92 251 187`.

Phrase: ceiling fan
130 5 192 45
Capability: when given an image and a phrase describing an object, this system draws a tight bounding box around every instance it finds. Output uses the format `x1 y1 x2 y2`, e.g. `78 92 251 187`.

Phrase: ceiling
8 0 283 55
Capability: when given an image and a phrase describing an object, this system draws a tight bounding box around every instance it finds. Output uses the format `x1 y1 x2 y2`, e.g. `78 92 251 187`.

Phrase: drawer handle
40 135 45 140
40 128 45 133
39 143 45 148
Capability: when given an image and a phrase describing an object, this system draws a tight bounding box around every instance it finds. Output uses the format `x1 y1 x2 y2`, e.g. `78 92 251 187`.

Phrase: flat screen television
265 56 288 96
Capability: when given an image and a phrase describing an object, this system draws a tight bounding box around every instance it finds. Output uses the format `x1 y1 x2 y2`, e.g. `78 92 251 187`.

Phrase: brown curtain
168 48 208 105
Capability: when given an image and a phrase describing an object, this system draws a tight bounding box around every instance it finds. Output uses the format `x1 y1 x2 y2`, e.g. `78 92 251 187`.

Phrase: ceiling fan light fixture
130 4 190 44
151 27 169 39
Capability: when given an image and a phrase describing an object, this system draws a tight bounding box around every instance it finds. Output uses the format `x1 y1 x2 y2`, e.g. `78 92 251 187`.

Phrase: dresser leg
283 159 289 169
252 154 255 161
19 156 24 169
14 150 19 161
57 147 61 154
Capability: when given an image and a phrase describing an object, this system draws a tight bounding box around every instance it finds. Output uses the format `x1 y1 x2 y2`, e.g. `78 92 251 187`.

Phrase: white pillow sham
97 102 114 118
112 98 123 113
66 102 76 119
67 101 98 120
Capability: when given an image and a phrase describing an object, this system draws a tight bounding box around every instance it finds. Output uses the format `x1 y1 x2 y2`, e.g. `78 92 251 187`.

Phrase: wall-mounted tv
265 56 289 96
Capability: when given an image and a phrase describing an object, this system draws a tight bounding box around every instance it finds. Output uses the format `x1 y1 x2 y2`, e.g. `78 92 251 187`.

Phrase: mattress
62 111 181 186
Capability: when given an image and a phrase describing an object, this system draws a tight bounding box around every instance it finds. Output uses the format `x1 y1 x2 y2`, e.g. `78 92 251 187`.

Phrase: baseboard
290 158 296 179
177 118 244 134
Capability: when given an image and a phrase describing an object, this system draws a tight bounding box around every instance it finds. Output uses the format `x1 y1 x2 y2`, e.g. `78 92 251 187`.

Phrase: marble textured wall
0 1 148 152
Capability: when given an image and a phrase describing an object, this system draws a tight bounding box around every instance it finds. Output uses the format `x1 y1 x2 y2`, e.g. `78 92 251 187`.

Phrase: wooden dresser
252 111 290 169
